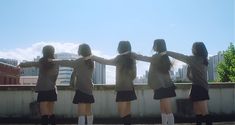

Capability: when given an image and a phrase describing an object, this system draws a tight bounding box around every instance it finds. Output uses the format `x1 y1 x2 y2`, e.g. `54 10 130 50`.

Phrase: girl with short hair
20 45 59 125
52 43 94 125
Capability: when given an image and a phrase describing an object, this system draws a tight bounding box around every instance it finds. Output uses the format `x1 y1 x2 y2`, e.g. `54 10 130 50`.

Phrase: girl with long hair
88 41 136 125
130 39 176 125
163 42 212 125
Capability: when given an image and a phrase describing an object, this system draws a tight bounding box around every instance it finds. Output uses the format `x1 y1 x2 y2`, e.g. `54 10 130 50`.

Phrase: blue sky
0 0 234 55
0 0 234 82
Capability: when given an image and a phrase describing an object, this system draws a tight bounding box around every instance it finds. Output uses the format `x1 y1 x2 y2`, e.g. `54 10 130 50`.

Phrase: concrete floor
3 122 235 125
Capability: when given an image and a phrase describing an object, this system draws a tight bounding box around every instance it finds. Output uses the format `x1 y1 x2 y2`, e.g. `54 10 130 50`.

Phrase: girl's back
148 54 173 90
36 57 59 92
187 56 208 89
73 58 94 95
115 55 136 91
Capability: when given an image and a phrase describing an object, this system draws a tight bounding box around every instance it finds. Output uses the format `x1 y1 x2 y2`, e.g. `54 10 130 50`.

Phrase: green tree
217 43 235 82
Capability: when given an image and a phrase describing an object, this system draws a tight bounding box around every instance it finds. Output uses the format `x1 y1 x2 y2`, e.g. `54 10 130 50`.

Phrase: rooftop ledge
0 82 234 124
0 82 234 91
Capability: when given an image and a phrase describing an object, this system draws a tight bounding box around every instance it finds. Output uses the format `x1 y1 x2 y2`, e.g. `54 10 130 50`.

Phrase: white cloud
0 42 80 62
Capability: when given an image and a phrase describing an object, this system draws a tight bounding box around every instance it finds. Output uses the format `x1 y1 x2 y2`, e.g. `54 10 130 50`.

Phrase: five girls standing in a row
20 39 212 125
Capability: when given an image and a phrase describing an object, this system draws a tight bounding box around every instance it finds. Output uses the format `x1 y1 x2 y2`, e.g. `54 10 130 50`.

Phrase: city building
20 56 40 76
208 52 224 81
134 71 148 84
93 62 106 84
19 76 38 85
0 62 20 85
169 70 176 81
182 65 189 81
0 58 18 66
55 53 78 85
20 56 40 85
174 65 189 82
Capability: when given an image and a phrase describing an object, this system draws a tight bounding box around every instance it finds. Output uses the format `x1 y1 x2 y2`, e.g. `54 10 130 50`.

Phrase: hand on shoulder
84 55 93 60
119 51 131 56
159 51 167 56
48 58 54 62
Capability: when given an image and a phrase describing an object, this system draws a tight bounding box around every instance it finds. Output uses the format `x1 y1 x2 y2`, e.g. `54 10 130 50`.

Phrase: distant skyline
0 0 234 83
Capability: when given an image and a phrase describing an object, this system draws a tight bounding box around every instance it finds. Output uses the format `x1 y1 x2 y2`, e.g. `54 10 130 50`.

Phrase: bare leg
48 102 56 125
117 101 131 117
40 102 49 125
86 104 93 125
160 98 172 114
40 102 49 115
194 100 210 125
78 104 86 125
194 100 209 115
85 104 92 116
118 101 131 125
160 98 174 125
48 102 55 115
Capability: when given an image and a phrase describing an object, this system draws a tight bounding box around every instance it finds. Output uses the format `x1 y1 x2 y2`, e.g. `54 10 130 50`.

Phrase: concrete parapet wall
0 83 234 118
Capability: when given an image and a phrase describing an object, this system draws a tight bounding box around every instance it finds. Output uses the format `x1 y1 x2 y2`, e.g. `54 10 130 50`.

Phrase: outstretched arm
166 51 190 63
132 52 152 62
50 59 74 67
118 51 152 62
90 55 116 65
19 61 39 67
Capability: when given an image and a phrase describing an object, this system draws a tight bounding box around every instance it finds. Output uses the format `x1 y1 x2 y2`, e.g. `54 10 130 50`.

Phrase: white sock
78 116 85 125
167 113 174 125
87 115 93 125
161 113 168 125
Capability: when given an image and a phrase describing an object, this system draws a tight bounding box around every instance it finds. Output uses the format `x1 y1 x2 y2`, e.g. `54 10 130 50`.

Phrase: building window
4 77 7 85
9 78 12 84
14 79 16 84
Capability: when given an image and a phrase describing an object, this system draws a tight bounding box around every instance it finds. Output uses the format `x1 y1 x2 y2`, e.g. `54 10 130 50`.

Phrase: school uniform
57 58 95 104
36 58 59 102
92 55 137 102
20 57 59 125
73 59 94 104
134 53 176 100
149 54 176 100
167 51 209 102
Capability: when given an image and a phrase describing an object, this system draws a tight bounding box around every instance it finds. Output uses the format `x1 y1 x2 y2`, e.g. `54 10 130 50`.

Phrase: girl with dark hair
162 42 212 125
20 45 59 125
130 39 176 125
52 43 94 125
87 41 136 125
